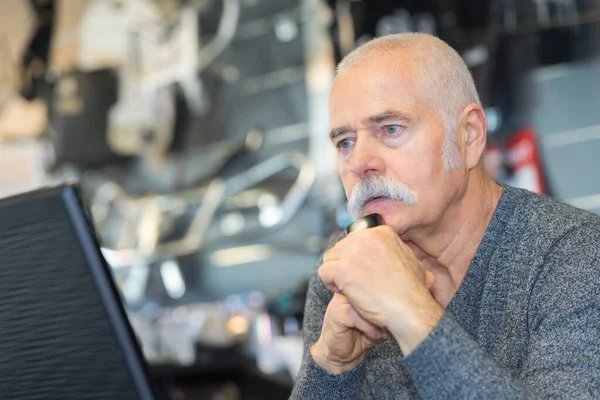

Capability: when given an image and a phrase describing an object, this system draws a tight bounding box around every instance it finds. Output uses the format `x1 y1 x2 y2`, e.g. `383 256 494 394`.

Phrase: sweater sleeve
289 273 364 399
403 223 600 399
403 314 532 399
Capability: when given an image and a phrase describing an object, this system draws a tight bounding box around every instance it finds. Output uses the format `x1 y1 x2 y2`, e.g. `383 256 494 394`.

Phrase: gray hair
347 175 417 219
337 33 481 171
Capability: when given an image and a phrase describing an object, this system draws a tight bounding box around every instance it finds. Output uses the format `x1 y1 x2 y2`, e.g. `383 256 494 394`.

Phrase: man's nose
348 136 385 178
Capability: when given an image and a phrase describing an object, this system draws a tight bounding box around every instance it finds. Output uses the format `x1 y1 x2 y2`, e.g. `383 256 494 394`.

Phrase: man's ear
459 104 487 170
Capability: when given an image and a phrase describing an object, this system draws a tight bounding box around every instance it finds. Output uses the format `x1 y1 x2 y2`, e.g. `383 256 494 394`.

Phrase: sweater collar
445 184 521 335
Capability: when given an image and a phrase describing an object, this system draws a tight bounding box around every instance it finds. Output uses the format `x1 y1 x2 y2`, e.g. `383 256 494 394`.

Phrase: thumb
424 270 436 289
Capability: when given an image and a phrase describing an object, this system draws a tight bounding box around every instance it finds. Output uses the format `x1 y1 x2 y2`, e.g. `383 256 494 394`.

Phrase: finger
318 261 341 293
361 225 396 243
332 295 385 341
322 243 341 264
425 271 436 289
348 308 387 342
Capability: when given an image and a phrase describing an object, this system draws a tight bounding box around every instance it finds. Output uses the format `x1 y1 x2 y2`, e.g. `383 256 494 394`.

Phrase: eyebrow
366 110 412 124
329 110 413 143
329 126 350 142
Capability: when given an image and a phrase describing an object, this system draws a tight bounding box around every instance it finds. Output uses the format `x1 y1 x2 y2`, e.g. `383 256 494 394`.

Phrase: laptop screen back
0 186 154 399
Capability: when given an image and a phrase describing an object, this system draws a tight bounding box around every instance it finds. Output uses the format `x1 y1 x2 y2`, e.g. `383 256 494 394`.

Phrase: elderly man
290 33 600 399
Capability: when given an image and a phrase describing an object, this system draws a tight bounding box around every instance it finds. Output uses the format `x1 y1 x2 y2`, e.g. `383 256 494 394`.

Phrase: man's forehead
334 64 410 90
329 67 418 123
332 57 418 98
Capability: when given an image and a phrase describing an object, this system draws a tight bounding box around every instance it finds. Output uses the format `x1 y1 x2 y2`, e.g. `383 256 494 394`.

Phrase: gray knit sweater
290 185 600 399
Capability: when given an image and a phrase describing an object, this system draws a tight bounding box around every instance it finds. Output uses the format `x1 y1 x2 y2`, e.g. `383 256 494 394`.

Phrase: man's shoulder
505 185 600 242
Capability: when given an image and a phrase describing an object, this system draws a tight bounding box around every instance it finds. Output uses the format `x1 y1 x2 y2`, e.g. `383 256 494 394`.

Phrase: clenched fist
310 293 390 374
318 225 443 359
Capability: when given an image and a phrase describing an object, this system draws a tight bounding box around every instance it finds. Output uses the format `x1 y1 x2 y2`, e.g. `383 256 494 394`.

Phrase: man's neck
406 173 503 307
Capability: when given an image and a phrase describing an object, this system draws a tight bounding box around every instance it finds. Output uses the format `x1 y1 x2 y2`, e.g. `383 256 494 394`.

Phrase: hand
319 225 443 356
311 293 390 374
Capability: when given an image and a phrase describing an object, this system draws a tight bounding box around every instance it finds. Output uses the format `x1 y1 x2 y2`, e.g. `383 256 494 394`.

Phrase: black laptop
0 185 156 399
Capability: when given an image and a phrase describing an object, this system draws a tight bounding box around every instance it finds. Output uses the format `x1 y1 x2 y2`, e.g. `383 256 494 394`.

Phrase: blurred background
0 0 599 398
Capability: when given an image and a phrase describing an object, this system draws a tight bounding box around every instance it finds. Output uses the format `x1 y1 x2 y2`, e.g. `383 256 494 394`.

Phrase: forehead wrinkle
363 110 414 125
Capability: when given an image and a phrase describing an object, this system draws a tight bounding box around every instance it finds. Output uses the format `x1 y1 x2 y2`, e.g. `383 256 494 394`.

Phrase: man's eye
385 125 400 134
338 139 352 149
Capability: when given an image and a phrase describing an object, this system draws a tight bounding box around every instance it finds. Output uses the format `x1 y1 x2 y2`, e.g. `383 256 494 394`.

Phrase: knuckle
330 295 349 312
318 261 326 272
331 294 347 308
337 307 353 326
322 248 333 263
317 266 325 280
329 294 341 307
325 301 348 325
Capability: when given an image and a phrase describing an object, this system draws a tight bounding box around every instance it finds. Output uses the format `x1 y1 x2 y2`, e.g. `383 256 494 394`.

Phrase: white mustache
346 176 417 219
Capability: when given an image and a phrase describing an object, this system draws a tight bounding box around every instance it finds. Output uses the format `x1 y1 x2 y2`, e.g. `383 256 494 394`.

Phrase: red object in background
505 127 546 194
